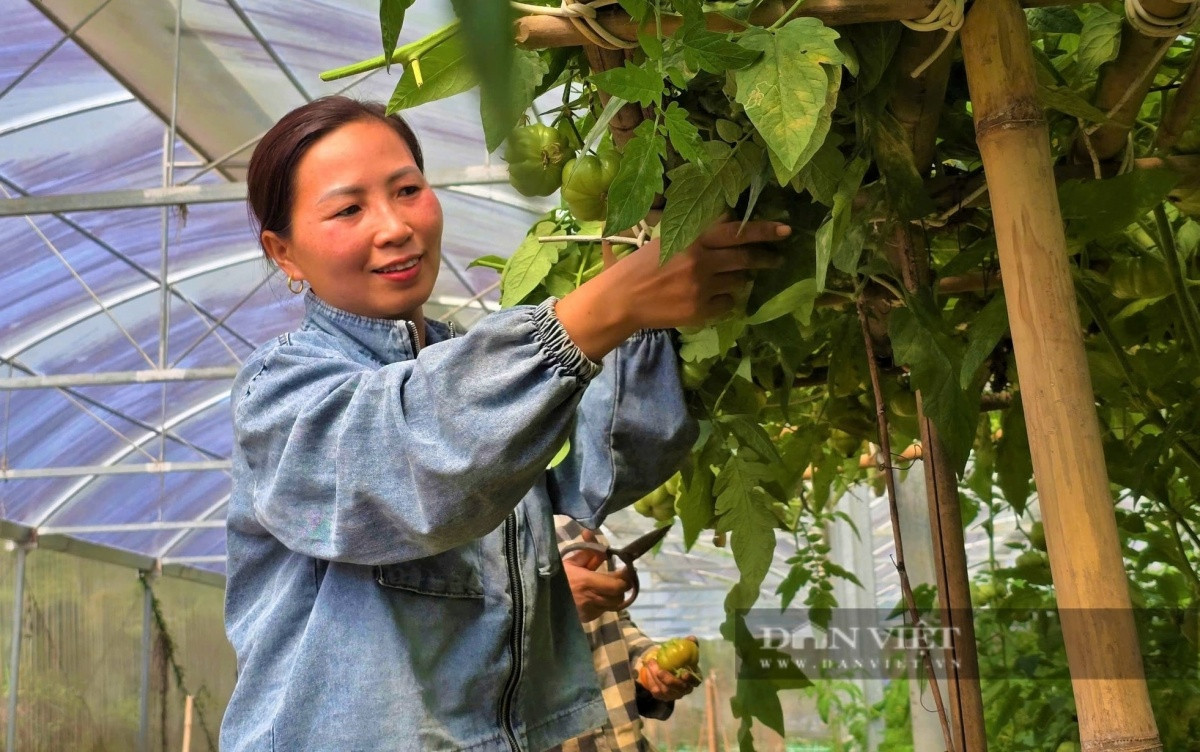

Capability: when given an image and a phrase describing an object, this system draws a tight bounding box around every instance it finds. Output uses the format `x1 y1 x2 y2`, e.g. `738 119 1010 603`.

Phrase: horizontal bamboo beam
515 0 1087 49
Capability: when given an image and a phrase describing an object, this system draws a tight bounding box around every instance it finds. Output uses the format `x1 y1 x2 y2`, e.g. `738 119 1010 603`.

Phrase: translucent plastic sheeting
0 0 547 568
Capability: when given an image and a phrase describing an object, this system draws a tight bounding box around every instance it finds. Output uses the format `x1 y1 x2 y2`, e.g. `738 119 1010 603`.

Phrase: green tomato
1108 256 1173 300
680 360 710 389
654 637 700 675
503 124 569 197
561 151 621 221
1055 742 1081 752
1029 521 1047 552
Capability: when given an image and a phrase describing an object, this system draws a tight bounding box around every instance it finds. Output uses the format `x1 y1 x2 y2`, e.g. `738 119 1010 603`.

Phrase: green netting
144 575 234 752
0 547 232 752
7 548 143 751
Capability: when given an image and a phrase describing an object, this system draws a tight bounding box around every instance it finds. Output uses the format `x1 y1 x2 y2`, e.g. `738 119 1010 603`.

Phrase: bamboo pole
1073 0 1184 162
885 30 989 752
180 694 194 752
961 2 1164 751
705 672 719 752
514 0 1087 49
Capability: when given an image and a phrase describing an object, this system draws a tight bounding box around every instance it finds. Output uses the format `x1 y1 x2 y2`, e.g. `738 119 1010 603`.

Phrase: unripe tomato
640 637 700 686
561 150 621 221
1108 256 1172 300
504 124 569 197
681 360 710 389
1028 521 1047 552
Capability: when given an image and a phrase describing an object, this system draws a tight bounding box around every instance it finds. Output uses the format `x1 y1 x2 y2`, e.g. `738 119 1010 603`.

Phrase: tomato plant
356 0 1200 745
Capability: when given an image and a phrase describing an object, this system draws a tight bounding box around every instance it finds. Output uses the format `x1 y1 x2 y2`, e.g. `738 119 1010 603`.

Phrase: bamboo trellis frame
508 0 1187 748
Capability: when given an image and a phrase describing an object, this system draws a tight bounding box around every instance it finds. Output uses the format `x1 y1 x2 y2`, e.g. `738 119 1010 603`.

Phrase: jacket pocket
375 542 484 598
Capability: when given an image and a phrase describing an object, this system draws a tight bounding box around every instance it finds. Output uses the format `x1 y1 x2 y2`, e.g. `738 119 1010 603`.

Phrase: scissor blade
617 523 672 562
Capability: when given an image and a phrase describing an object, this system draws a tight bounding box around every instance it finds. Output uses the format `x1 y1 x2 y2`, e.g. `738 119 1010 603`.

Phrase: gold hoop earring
287 277 305 295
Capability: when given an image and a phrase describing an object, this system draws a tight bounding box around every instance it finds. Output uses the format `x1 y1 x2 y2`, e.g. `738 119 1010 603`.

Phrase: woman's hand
555 220 790 361
562 530 635 622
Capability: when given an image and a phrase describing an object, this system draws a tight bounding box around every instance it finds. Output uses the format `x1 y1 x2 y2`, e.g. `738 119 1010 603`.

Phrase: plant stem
1154 204 1200 356
769 0 805 30
855 295 957 752
320 22 459 81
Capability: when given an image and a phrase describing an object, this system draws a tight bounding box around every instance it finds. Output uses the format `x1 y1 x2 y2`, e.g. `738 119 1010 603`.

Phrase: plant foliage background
361 1 1200 747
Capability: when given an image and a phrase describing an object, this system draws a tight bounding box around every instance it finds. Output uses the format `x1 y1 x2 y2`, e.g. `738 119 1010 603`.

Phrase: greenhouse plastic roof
0 0 1021 639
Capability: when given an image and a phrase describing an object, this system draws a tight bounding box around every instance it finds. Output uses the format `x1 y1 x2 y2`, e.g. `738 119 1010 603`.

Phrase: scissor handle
616 565 641 610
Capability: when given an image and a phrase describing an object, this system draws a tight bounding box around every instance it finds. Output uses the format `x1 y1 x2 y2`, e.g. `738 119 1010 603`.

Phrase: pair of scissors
560 523 673 609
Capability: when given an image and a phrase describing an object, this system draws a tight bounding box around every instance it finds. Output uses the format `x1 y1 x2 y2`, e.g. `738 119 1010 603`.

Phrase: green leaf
871 110 935 219
660 141 748 260
380 0 416 73
605 120 666 234
677 15 762 73
500 220 558 307
721 415 784 466
799 135 844 206
777 563 812 609
997 397 1034 515
1037 83 1110 124
387 35 476 113
734 19 842 174
1075 6 1122 83
660 102 707 166
591 61 664 107
619 0 650 22
1026 7 1083 34
814 155 869 291
713 458 777 621
960 295 1009 390
546 438 571 469
889 301 978 473
467 254 507 272
840 22 900 96
678 461 716 550
481 48 548 153
747 279 819 326
1058 169 1180 241
764 65 840 186
449 0 517 142
679 326 720 361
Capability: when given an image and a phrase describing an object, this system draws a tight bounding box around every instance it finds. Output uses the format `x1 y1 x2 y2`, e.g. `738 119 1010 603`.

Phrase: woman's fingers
699 220 791 249
704 246 784 274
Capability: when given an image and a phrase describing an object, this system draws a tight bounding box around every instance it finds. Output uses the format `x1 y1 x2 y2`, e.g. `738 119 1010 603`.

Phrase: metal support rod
4 546 28 752
222 0 312 102
137 579 152 752
40 520 226 535
0 166 509 216
161 555 227 565
0 0 114 102
160 0 185 373
0 367 238 390
2 459 231 481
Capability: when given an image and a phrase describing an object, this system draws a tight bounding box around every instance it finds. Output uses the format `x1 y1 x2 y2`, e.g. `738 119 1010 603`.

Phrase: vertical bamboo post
887 29 989 752
180 694 194 752
961 2 1163 751
705 671 719 752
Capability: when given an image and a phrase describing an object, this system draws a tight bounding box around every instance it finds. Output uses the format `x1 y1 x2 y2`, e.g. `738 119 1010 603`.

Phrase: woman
221 95 788 751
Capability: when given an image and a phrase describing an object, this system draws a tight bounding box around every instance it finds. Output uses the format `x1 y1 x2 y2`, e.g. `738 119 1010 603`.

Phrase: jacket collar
302 291 454 364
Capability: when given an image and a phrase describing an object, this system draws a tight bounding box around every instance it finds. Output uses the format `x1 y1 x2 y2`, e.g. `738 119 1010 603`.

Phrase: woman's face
263 118 443 320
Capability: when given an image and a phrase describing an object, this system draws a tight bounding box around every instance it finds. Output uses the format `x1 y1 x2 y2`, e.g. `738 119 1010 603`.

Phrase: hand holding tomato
637 636 701 702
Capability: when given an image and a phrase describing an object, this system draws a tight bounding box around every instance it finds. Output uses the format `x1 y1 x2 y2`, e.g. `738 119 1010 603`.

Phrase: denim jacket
221 293 696 751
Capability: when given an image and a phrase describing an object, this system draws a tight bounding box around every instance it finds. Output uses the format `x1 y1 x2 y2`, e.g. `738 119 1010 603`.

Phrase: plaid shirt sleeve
551 517 673 751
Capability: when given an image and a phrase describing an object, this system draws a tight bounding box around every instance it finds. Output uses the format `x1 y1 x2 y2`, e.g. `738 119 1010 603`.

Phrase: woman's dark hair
247 96 424 248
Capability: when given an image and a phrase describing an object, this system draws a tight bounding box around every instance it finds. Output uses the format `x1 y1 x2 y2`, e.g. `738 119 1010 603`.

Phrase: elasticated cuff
531 298 603 382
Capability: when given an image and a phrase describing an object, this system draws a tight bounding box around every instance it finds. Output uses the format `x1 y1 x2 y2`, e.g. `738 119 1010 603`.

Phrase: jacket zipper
404 319 422 355
499 513 525 751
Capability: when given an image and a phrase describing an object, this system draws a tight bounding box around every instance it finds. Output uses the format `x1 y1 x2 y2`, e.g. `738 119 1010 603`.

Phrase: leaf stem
768 0 806 30
320 21 459 81
854 294 957 752
1153 204 1200 355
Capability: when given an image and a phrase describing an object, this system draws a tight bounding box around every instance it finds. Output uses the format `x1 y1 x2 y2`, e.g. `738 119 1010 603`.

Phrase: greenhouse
1 0 1197 750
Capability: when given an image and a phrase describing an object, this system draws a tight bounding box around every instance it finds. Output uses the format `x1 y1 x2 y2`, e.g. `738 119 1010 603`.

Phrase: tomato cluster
502 124 621 221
